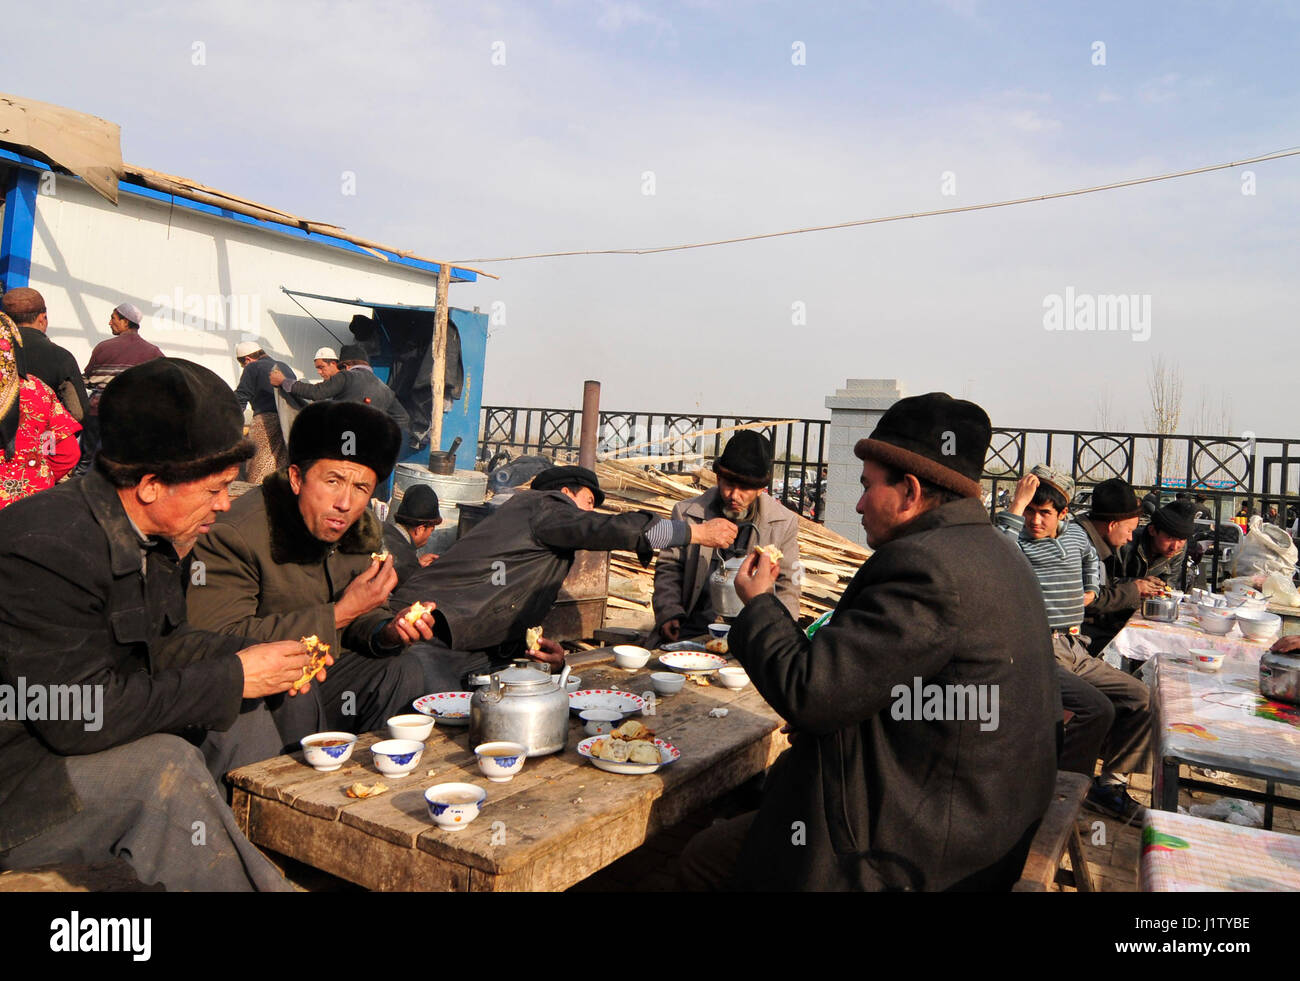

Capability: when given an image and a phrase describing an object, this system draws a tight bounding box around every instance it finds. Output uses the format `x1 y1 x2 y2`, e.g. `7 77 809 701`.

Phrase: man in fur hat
680 393 1059 891
187 401 431 745
0 359 308 890
653 430 800 642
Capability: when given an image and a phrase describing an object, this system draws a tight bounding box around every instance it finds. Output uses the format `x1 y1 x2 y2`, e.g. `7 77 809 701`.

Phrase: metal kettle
469 660 571 756
1260 648 1300 706
707 522 757 622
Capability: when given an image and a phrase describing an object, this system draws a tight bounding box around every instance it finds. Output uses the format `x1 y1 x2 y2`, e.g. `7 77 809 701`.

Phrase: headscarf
0 311 27 458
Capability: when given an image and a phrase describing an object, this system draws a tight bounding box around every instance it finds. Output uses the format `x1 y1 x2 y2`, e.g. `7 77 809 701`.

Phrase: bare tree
1191 385 1234 438
1142 356 1184 486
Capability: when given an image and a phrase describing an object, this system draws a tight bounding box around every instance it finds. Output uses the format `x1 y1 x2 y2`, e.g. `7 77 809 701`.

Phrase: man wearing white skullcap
312 347 340 380
83 300 165 415
233 340 296 483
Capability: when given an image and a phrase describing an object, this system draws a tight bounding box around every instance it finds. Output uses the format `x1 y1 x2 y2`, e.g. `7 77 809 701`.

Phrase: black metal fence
479 406 829 519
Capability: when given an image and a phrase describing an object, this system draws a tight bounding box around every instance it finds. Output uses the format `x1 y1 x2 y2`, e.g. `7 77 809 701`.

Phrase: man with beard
653 431 800 642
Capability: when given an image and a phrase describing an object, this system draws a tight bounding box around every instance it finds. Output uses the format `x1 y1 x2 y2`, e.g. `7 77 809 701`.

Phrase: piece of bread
404 601 432 625
627 741 661 765
524 625 543 651
292 635 332 691
754 544 784 565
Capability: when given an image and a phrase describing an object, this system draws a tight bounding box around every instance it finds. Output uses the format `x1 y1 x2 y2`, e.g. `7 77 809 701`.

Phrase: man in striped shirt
996 465 1152 822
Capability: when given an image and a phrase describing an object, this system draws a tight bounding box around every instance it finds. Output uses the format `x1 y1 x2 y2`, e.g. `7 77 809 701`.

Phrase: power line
452 146 1300 265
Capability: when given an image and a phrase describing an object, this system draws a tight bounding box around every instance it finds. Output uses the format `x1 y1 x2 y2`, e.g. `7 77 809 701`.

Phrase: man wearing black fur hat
679 393 1058 891
383 484 443 582
653 431 800 642
394 464 739 691
0 358 309 890
187 401 432 746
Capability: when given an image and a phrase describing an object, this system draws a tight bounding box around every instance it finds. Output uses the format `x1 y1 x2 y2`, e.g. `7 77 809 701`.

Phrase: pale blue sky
8 1 1299 434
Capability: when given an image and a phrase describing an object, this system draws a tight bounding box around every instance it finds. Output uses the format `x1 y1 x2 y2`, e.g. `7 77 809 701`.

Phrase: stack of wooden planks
592 460 871 623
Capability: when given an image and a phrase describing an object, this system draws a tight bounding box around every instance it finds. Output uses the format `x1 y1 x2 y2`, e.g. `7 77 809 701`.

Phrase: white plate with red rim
576 734 681 775
568 689 645 717
413 691 473 726
658 652 728 674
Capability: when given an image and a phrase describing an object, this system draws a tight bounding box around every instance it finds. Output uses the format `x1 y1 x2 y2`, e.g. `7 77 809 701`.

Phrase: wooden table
229 658 788 891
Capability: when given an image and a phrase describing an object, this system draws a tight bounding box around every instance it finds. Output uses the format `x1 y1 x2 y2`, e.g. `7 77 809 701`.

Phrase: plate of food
413 691 473 726
568 689 645 717
577 721 680 775
658 651 728 674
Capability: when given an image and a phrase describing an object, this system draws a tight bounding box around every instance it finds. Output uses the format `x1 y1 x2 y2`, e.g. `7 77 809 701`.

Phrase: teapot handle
557 664 571 691
486 671 503 704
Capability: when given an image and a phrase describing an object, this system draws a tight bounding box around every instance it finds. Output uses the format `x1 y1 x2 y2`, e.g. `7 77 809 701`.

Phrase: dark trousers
1053 633 1152 778
266 650 426 750
1 709 291 891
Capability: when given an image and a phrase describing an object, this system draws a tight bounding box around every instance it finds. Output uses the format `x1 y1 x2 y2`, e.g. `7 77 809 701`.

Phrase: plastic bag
1232 516 1298 580
1188 797 1264 828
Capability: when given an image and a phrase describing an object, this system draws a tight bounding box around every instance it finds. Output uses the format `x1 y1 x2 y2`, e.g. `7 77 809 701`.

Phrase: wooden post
429 262 451 463
579 380 600 470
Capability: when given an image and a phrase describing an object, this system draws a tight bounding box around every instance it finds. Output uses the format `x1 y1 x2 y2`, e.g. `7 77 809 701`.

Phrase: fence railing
479 405 829 520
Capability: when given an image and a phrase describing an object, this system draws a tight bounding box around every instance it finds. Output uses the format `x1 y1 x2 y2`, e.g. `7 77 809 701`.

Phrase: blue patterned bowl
300 732 358 771
475 741 527 782
371 739 424 779
425 783 487 830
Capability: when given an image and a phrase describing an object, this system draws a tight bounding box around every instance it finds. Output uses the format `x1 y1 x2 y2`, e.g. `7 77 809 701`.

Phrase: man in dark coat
0 359 313 890
233 340 296 484
269 343 409 434
1079 478 1167 655
394 465 738 690
383 483 442 582
187 401 432 745
2 287 93 473
680 393 1059 891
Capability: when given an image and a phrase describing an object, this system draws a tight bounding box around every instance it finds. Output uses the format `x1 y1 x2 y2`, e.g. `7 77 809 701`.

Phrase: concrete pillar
823 379 905 545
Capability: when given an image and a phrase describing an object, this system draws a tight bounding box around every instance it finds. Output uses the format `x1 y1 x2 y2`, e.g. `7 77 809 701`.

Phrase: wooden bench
1013 770 1096 892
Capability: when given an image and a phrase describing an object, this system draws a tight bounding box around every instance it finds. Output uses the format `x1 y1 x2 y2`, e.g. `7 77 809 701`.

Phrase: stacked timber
590 460 871 624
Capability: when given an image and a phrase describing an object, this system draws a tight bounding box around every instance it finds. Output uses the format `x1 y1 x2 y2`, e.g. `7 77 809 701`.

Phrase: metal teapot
469 660 572 756
1260 648 1300 706
707 522 757 622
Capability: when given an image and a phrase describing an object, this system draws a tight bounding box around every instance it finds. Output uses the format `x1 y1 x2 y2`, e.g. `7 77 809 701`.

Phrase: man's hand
1136 577 1167 598
735 549 778 605
1272 635 1300 655
418 553 437 567
525 636 567 669
692 518 738 549
238 639 331 698
268 367 286 386
378 602 436 647
1010 473 1039 515
659 618 681 643
335 557 397 629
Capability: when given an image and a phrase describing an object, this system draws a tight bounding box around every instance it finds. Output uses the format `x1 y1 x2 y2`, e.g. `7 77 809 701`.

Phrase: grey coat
652 488 801 629
727 497 1059 891
282 365 410 432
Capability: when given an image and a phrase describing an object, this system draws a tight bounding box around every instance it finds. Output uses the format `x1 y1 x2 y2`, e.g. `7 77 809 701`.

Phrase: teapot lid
494 664 554 689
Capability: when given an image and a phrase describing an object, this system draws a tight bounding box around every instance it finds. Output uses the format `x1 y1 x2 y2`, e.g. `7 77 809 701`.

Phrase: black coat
395 490 656 652
1080 517 1142 652
727 497 1059 891
18 326 90 421
234 355 295 416
284 366 410 432
382 520 423 584
0 471 246 851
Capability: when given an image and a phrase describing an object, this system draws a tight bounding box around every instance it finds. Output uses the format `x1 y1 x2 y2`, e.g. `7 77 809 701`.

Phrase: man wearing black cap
0 358 313 890
268 343 409 434
1079 478 1169 655
680 393 1058 891
394 464 738 691
384 484 443 582
653 430 800 642
187 401 432 745
1122 499 1194 589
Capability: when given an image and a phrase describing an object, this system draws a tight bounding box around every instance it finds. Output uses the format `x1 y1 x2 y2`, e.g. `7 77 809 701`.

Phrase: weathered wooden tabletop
229 655 789 891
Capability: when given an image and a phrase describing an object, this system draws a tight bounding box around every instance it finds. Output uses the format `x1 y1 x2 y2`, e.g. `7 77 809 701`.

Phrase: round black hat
713 431 773 489
1089 478 1143 521
1151 499 1197 539
98 358 253 483
395 483 441 525
288 400 401 483
531 464 605 507
854 392 990 499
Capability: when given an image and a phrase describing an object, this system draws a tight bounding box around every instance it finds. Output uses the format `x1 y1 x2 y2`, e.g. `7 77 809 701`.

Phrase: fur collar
262 470 383 564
